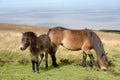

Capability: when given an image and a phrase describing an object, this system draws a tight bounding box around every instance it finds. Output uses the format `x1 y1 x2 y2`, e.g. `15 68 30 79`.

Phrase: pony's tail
85 29 106 58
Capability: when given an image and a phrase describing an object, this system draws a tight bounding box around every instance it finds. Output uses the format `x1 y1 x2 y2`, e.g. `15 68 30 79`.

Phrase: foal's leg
38 54 44 66
45 50 49 68
31 60 35 72
82 51 87 67
35 55 39 73
32 55 39 73
36 60 39 73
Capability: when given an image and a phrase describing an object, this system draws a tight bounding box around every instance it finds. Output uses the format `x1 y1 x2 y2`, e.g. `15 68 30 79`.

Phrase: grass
0 62 120 80
0 23 120 80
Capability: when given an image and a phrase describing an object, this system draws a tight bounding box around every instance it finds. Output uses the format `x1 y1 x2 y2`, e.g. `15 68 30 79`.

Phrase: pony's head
98 53 109 71
20 32 36 51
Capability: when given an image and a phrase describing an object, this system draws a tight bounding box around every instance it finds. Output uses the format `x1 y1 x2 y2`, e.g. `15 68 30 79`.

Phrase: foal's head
20 31 37 51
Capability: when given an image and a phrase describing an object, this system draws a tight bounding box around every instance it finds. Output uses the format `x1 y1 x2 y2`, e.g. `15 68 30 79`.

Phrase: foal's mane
24 31 37 39
24 31 37 45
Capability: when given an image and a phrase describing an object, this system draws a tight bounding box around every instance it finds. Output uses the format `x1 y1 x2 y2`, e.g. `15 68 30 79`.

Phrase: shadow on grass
8 57 115 74
40 59 103 72
40 59 96 71
40 60 74 72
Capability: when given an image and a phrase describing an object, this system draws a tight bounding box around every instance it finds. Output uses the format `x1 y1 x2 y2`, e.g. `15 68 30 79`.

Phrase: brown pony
20 31 51 73
48 27 109 71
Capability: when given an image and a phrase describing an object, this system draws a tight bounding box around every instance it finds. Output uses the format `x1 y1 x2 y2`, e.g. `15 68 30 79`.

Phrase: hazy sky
0 0 120 30
0 0 119 9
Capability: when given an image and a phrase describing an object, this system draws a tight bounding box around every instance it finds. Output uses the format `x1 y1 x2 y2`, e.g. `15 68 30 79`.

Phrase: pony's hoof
36 71 40 73
53 63 59 67
89 64 93 68
46 66 48 69
32 70 36 72
46 64 48 68
82 64 86 67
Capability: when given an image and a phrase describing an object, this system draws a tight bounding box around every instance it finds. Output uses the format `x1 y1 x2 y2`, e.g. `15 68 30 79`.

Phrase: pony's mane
24 31 37 38
23 31 37 50
85 29 106 58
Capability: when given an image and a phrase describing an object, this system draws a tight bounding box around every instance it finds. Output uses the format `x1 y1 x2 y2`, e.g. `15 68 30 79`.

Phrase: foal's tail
85 29 106 58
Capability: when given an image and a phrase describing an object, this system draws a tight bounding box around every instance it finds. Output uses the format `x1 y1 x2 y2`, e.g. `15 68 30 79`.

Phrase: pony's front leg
31 60 35 72
32 55 39 73
88 54 94 68
82 51 87 67
82 48 94 68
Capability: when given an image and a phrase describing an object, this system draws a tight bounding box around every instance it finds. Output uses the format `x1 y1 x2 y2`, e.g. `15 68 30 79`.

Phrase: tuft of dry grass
18 56 30 64
84 76 100 80
0 58 12 63
60 58 69 63
73 59 82 66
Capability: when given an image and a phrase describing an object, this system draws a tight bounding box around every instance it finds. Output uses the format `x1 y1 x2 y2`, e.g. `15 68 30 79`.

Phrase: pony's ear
21 32 25 35
21 32 25 34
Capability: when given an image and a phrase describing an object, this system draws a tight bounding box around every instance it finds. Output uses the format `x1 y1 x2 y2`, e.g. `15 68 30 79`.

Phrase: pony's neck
29 36 37 51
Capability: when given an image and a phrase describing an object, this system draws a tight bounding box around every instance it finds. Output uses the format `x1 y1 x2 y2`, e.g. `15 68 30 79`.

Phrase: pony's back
38 34 51 51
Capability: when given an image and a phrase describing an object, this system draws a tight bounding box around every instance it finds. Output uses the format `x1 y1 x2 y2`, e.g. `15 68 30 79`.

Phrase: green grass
0 48 120 80
0 46 120 80
0 61 120 80
0 45 120 80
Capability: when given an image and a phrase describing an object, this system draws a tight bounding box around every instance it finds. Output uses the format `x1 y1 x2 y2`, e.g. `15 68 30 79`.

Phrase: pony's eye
25 38 29 42
22 38 28 42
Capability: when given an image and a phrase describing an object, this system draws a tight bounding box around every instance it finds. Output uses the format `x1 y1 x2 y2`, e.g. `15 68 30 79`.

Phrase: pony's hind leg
49 45 58 67
36 60 39 73
88 54 94 68
82 51 87 67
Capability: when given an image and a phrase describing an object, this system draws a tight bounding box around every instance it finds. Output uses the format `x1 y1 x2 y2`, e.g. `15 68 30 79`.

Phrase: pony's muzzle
102 69 107 71
20 47 25 51
20 45 25 51
101 67 107 71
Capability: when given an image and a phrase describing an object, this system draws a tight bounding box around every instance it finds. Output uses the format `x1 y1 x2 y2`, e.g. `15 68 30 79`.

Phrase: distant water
0 9 120 30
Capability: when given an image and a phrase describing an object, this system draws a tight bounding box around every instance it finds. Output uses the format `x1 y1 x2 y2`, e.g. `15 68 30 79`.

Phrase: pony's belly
61 40 82 50
38 49 47 54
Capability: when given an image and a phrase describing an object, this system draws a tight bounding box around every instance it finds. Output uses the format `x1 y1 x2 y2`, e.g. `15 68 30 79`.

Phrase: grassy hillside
0 23 120 80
